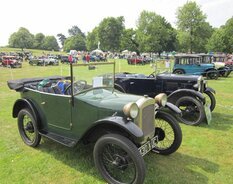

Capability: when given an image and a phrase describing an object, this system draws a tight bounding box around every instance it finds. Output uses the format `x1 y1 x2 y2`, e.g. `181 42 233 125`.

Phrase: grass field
0 58 233 184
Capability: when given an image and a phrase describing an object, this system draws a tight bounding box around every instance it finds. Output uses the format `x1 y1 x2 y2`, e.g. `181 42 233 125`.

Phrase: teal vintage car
8 62 182 184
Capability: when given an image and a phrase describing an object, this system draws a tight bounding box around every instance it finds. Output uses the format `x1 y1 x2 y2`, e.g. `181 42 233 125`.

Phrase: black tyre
152 111 182 155
175 96 205 126
94 134 145 184
18 108 41 147
206 70 218 80
173 69 185 74
218 68 228 77
204 91 216 112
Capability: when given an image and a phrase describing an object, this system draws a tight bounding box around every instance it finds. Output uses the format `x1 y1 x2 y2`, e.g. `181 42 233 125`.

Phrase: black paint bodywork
114 72 215 103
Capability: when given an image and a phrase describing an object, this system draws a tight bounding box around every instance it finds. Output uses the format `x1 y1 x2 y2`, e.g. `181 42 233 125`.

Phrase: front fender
205 87 216 94
168 89 205 104
163 102 181 114
81 116 144 143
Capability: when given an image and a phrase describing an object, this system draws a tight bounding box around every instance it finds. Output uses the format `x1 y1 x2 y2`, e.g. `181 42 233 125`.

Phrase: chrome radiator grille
142 104 155 136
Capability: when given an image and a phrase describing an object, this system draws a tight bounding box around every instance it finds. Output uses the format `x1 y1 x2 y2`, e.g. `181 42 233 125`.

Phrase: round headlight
123 102 139 119
154 93 167 107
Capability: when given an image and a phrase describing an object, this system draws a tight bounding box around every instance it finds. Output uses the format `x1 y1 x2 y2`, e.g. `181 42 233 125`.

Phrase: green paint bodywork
20 87 145 142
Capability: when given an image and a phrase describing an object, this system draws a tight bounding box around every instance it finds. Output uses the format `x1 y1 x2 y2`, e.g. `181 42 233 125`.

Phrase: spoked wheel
206 70 218 80
94 134 145 184
203 91 216 112
175 96 205 126
18 108 41 147
153 111 182 155
173 69 185 75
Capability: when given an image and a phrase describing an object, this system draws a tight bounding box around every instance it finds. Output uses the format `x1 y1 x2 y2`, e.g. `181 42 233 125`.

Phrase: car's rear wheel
18 108 41 147
152 111 182 155
173 69 185 74
175 96 205 126
94 134 145 184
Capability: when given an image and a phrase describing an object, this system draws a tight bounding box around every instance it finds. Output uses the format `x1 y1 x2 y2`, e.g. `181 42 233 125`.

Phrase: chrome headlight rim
154 93 167 107
123 102 139 119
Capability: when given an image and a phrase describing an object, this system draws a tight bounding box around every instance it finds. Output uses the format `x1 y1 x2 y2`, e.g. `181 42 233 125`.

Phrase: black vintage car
115 72 214 126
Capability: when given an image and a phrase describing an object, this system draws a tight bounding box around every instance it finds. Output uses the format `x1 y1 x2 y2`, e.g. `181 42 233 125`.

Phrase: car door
40 93 72 130
189 58 202 75
129 78 156 96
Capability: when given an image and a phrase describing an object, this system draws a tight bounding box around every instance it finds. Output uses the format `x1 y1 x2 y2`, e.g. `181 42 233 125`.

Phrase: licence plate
204 103 212 125
138 136 158 156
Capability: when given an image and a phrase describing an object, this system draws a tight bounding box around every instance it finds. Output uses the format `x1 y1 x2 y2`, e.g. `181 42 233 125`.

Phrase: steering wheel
64 80 87 95
148 72 155 78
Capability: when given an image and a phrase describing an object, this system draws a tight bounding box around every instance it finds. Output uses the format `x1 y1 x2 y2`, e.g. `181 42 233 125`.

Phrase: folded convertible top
7 76 69 91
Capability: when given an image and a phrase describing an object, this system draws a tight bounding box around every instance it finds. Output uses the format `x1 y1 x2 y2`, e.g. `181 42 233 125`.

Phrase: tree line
8 1 233 54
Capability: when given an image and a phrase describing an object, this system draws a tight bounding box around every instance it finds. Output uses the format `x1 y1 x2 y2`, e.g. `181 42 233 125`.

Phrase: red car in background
1 56 22 68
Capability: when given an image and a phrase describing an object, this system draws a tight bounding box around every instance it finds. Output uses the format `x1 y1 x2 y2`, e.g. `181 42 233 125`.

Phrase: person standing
86 53 90 63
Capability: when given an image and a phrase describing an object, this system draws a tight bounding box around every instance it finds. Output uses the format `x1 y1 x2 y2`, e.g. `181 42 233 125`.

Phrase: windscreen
71 62 115 90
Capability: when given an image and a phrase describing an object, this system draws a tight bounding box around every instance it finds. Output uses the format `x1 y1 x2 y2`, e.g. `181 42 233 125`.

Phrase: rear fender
12 99 38 121
168 89 205 104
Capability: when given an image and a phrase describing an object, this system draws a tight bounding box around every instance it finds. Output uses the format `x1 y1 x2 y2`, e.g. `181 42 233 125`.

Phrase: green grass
0 57 233 183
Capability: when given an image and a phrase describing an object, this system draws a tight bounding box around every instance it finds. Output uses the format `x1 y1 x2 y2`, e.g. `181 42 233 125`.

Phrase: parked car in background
212 54 233 71
114 72 214 125
1 56 22 68
173 54 218 79
198 53 231 77
44 56 59 65
29 58 46 66
7 62 182 184
127 55 151 65
60 56 70 64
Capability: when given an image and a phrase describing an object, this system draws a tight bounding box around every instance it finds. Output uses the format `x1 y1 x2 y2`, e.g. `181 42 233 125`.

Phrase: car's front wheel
152 111 182 155
175 96 205 125
204 91 216 112
94 134 145 184
17 108 41 147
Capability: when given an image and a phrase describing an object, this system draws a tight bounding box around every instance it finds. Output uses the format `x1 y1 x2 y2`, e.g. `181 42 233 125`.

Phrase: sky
0 0 232 46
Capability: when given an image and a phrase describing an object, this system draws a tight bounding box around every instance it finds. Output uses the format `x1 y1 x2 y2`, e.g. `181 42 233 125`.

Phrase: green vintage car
8 62 182 184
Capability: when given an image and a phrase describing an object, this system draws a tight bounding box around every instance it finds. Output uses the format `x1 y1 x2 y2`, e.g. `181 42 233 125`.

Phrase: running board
39 130 78 147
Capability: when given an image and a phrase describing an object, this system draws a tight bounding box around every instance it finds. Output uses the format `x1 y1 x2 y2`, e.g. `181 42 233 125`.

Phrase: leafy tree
206 28 226 52
57 33 66 47
86 27 99 51
206 17 233 53
222 17 233 53
63 35 86 52
33 33 45 49
176 1 213 53
42 36 59 51
68 26 85 37
8 27 34 50
136 11 177 55
120 28 139 53
98 16 125 51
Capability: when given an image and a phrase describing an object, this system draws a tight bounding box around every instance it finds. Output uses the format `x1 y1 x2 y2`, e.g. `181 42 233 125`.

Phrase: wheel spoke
155 119 175 150
101 143 136 183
